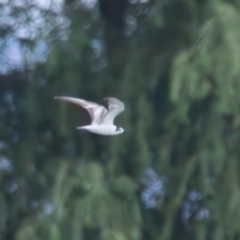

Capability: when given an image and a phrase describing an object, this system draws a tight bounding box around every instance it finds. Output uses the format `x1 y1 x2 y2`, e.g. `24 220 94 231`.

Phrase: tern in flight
54 96 125 135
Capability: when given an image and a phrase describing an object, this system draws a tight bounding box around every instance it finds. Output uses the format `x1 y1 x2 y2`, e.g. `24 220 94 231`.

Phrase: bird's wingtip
104 97 112 101
54 96 64 100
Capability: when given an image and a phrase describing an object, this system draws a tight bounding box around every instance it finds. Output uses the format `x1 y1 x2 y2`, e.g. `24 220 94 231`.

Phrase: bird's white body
54 96 125 136
78 125 123 135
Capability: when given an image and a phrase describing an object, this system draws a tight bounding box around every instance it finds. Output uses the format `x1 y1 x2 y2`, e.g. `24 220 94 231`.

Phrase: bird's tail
76 126 89 130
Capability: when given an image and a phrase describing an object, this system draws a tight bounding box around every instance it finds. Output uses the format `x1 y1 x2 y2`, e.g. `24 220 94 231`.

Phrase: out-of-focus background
1 0 240 239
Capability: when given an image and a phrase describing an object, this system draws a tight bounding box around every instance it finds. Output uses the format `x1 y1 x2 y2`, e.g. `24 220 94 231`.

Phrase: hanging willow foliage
1 1 240 240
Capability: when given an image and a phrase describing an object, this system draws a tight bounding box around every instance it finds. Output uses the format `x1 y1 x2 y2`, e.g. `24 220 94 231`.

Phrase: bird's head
116 126 124 134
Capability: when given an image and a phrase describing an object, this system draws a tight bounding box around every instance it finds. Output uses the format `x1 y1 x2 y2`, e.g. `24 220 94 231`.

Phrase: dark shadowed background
1 0 240 239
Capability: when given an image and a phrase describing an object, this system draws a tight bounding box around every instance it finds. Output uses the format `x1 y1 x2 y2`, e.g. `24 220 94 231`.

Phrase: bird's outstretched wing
54 96 107 125
101 97 125 125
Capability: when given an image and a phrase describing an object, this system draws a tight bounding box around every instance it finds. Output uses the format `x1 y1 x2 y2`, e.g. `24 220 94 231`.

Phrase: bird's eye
116 126 122 131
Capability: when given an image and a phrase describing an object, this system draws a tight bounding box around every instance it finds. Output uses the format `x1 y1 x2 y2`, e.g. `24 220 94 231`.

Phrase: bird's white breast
78 125 123 135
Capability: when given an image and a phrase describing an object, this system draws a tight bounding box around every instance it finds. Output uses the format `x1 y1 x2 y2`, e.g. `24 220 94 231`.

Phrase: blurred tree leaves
1 0 240 240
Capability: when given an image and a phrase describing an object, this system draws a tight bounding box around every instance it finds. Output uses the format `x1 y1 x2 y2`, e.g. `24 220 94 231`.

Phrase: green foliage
1 0 240 240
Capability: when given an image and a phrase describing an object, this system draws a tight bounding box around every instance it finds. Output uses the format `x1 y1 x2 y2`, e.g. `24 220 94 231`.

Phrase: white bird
54 96 125 136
